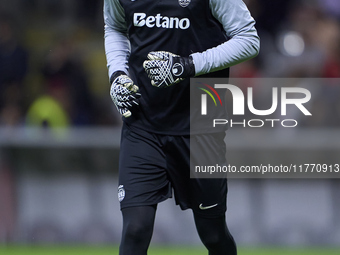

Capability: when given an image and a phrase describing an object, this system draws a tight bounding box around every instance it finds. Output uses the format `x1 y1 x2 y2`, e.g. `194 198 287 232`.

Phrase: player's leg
190 132 236 254
118 124 172 255
189 176 236 255
164 132 235 254
193 212 237 255
119 205 157 255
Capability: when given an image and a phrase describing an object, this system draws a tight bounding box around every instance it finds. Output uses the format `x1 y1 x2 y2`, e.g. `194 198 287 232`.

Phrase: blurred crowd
0 0 339 128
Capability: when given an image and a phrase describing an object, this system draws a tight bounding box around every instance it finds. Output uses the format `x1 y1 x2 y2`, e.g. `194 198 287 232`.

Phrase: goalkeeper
104 0 259 254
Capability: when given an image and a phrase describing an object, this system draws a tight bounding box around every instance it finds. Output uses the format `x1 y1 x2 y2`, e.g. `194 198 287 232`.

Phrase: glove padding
110 74 141 117
143 51 195 88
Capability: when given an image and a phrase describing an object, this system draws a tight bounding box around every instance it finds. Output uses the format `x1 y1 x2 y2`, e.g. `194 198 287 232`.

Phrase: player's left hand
143 51 195 88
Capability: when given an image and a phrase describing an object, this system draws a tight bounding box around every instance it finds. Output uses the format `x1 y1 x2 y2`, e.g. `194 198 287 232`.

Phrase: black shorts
117 123 228 218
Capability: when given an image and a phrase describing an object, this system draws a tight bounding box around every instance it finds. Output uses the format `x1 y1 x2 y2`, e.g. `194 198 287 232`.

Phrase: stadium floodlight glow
281 31 305 57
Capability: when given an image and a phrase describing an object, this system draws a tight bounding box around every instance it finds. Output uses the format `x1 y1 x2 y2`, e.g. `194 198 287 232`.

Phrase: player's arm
104 0 130 78
104 0 140 117
191 0 260 76
143 0 260 88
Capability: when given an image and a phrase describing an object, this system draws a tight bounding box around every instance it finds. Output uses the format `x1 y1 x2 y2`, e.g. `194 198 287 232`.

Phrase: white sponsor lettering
133 13 190 29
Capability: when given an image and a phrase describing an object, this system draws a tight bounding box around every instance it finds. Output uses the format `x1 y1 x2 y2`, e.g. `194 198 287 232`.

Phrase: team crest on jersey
178 0 191 8
118 185 125 202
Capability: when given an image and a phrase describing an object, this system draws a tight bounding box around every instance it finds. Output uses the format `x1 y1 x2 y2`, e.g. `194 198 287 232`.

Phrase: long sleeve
191 0 260 76
104 0 131 79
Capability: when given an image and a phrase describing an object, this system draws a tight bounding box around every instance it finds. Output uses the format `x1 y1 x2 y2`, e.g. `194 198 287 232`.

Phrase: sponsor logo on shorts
199 203 218 210
118 185 125 202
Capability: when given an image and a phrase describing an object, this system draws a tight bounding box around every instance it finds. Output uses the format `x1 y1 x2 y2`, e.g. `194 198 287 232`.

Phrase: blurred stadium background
0 0 340 254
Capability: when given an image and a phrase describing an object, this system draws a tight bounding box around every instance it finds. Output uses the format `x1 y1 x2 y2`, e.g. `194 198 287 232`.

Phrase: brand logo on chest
178 0 191 7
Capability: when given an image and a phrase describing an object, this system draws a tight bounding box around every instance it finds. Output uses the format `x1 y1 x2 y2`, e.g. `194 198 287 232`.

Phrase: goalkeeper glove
110 71 141 118
143 51 195 88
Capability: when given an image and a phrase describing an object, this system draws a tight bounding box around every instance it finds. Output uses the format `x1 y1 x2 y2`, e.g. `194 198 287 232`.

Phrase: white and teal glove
143 51 195 88
110 72 141 118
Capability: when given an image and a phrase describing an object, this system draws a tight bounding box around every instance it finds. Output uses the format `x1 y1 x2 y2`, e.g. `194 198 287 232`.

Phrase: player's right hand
110 74 141 118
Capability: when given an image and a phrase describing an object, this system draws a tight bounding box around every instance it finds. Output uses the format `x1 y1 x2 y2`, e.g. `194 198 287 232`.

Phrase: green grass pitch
0 245 339 255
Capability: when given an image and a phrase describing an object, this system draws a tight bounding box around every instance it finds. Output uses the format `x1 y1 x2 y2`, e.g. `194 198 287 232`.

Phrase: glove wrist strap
183 56 195 78
110 70 127 84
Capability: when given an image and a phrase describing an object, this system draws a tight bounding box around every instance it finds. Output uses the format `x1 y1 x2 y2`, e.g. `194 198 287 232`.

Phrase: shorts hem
120 195 171 210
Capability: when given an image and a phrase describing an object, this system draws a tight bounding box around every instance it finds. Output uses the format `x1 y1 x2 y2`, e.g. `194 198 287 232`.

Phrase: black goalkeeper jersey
104 0 259 135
